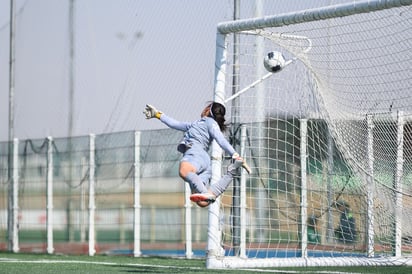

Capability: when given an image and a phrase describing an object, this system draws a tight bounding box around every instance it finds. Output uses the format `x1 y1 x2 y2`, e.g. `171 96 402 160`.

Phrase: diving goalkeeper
143 102 251 207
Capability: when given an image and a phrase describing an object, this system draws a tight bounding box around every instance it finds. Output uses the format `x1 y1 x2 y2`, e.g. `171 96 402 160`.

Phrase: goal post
208 0 412 268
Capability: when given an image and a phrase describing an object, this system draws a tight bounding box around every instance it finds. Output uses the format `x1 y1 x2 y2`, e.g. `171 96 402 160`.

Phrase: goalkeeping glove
232 153 252 174
143 104 162 119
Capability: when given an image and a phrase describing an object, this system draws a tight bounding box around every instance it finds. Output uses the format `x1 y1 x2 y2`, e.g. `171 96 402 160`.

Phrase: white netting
210 1 412 267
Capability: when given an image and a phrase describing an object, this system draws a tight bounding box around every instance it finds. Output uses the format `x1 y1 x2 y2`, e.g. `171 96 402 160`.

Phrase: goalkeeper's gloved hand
143 104 162 119
232 153 252 174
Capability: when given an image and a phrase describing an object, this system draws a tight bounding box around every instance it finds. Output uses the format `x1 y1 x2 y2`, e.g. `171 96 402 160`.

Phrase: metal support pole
7 0 16 253
394 111 404 256
240 125 247 258
46 136 54 254
207 31 227 259
326 129 334 243
88 134 96 256
230 0 241 255
184 183 193 259
366 115 375 257
12 138 19 253
300 119 308 258
254 0 268 244
133 131 142 257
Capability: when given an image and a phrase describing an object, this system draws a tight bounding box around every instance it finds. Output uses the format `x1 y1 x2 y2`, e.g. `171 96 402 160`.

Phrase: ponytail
209 102 227 131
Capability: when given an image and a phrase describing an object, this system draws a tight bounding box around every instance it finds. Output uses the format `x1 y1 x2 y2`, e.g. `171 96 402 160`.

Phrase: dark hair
209 102 227 131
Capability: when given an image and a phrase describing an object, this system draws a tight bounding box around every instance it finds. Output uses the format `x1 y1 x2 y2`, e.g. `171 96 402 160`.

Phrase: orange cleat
190 193 216 203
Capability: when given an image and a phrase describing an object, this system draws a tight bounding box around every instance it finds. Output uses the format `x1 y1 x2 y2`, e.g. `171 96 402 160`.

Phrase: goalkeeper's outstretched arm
143 104 191 131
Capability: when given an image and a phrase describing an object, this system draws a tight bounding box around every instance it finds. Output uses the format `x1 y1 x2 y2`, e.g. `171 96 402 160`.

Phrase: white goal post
208 0 412 269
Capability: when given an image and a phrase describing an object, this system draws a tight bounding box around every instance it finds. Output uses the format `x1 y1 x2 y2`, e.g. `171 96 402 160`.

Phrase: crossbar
217 0 412 34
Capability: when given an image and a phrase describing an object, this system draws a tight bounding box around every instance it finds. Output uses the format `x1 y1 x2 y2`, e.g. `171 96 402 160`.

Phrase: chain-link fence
0 128 208 256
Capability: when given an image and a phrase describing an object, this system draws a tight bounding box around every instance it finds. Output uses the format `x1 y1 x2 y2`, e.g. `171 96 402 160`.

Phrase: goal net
208 0 412 268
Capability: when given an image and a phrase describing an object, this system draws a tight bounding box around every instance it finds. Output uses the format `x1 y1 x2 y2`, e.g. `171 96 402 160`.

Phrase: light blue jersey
160 114 236 187
160 114 236 156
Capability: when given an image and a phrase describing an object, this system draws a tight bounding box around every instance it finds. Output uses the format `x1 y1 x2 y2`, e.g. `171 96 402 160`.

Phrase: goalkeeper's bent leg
209 159 243 197
209 174 233 198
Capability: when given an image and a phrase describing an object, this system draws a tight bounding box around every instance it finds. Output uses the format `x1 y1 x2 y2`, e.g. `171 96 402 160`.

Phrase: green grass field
1 252 412 273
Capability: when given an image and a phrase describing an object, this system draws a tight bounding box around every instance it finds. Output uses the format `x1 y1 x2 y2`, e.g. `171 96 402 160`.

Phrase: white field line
0 258 197 269
0 258 363 273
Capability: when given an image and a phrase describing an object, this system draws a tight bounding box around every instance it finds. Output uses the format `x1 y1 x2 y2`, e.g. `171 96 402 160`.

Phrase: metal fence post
134 131 142 257
46 136 54 254
12 138 19 253
88 134 96 256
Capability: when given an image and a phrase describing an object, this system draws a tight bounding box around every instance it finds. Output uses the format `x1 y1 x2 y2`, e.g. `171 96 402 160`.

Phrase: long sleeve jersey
160 113 236 156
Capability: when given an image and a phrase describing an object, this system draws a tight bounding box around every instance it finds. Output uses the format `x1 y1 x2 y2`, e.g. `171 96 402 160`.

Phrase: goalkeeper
143 102 251 207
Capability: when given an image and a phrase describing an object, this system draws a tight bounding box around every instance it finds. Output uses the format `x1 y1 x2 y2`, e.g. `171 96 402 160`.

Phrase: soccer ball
263 51 286 72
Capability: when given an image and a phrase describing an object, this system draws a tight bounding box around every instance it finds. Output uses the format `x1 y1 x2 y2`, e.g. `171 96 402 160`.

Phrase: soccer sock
209 160 243 197
209 173 233 198
185 172 208 194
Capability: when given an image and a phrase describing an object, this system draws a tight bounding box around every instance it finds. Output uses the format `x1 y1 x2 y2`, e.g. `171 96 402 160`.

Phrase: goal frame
207 0 412 269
